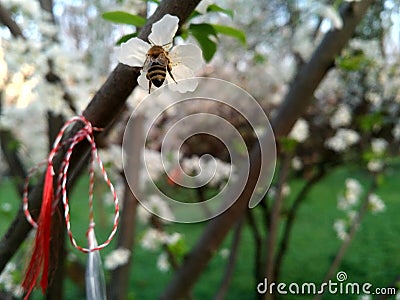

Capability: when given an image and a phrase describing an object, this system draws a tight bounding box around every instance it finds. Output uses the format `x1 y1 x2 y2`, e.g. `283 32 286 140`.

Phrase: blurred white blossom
325 129 360 152
219 248 230 259
314 4 343 30
289 119 309 143
157 253 170 272
366 92 382 106
181 156 233 187
140 194 174 222
330 104 352 128
282 183 291 197
165 232 181 246
143 150 166 183
196 0 213 14
333 219 348 241
368 194 385 214
141 228 167 251
338 178 362 211
0 262 23 298
367 159 384 172
371 138 387 154
291 156 303 170
104 248 131 270
392 122 400 140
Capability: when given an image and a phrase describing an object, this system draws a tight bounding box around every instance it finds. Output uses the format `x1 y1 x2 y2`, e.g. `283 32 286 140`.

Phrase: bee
143 40 177 93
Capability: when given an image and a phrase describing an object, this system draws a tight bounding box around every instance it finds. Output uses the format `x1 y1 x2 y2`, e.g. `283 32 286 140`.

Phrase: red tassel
22 163 54 299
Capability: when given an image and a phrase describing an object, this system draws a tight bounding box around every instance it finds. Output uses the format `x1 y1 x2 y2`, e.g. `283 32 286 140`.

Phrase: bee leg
148 80 152 94
167 64 177 84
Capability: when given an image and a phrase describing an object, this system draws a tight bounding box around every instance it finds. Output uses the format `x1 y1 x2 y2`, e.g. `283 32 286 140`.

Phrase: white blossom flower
395 291 400 300
366 92 382 106
282 183 291 197
143 149 165 182
368 194 385 214
367 159 384 172
314 4 343 30
289 118 309 143
104 248 131 270
333 219 348 241
325 129 360 152
291 156 303 170
1 202 12 212
219 248 230 259
196 0 213 14
338 178 362 210
371 138 387 154
144 194 174 221
345 178 362 200
117 14 203 93
157 253 170 272
0 262 23 297
392 122 400 140
141 228 167 251
330 104 352 128
165 232 181 246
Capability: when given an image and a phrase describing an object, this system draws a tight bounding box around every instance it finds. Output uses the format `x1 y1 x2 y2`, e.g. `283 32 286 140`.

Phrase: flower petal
117 38 150 67
138 71 150 91
148 14 179 46
170 44 204 72
167 64 198 93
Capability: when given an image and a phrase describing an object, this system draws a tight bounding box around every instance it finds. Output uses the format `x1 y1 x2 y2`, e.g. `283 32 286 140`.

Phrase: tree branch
264 155 291 300
0 3 24 38
0 0 202 273
214 217 244 300
159 2 374 299
314 177 377 300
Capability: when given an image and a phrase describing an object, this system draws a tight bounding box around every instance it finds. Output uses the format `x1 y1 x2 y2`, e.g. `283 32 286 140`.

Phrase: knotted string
22 115 119 299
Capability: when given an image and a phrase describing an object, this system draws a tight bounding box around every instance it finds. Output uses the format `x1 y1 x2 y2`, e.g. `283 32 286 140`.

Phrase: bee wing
142 56 152 72
155 52 170 65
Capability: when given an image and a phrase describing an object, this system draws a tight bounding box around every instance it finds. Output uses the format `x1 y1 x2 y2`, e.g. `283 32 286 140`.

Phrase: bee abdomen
147 63 167 87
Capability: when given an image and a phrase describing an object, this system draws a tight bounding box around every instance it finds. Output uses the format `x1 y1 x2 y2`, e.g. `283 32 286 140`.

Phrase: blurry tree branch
0 128 28 193
0 3 24 38
0 0 202 273
214 217 244 300
159 1 374 299
314 176 377 300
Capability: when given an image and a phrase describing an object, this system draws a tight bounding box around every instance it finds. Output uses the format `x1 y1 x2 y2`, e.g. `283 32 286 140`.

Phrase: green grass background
0 164 399 299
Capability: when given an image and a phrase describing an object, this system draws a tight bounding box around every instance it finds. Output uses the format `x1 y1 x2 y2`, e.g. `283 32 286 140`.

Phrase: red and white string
23 115 119 253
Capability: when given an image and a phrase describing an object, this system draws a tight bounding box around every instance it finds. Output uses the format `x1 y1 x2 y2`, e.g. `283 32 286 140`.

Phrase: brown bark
0 0 202 273
0 3 24 38
159 1 374 299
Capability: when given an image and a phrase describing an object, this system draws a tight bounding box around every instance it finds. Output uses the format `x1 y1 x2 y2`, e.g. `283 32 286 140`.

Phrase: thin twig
313 177 377 300
247 209 264 281
0 3 24 38
214 217 245 300
274 166 326 281
264 155 291 300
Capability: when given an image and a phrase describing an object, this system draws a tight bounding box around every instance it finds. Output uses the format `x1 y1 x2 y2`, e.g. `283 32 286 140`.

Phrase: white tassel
86 228 107 300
